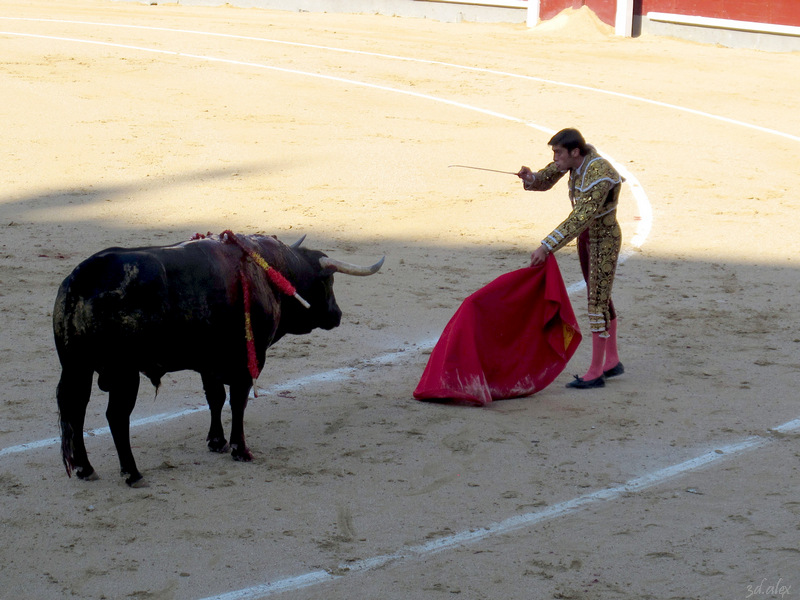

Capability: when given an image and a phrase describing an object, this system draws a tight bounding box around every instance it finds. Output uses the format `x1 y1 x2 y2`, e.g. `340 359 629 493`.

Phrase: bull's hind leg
229 381 253 462
103 370 145 487
201 372 229 453
57 366 97 481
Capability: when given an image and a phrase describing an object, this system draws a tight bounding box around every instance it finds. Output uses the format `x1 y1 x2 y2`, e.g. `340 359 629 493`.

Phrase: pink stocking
583 333 607 381
603 318 620 371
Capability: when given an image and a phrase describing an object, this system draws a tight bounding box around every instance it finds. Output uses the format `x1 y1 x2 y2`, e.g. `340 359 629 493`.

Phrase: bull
53 232 383 487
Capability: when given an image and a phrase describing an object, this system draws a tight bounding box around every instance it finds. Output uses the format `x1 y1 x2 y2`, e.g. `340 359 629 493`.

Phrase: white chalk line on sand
0 341 437 458
197 420 800 600
0 274 616 459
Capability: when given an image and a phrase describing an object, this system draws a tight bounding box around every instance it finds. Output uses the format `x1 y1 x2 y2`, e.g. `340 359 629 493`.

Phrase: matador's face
552 145 582 172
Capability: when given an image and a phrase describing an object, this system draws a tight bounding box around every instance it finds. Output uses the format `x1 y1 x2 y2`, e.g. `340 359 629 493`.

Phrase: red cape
413 254 581 405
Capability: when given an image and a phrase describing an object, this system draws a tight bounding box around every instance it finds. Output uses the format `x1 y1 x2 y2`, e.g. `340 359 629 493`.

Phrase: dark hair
548 128 587 155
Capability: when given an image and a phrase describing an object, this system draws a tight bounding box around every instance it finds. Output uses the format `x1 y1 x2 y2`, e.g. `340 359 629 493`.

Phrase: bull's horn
319 256 385 276
290 234 307 249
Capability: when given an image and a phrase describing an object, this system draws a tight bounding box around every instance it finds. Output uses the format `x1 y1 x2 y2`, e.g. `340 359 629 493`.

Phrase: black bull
53 234 383 487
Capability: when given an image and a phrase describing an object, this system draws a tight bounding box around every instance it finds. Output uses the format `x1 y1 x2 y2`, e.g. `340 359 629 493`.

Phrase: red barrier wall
638 0 800 27
538 0 800 28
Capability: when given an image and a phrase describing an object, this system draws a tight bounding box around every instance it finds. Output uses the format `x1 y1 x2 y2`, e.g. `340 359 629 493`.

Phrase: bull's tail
56 366 94 479
59 416 75 478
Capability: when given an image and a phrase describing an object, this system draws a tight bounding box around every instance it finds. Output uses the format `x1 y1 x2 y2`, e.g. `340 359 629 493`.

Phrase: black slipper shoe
565 375 605 389
603 362 625 378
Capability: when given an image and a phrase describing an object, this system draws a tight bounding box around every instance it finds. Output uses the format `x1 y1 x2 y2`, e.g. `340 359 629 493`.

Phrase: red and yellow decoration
192 231 310 389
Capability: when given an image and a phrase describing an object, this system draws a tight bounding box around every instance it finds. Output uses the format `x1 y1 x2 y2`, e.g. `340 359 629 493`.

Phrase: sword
448 164 519 176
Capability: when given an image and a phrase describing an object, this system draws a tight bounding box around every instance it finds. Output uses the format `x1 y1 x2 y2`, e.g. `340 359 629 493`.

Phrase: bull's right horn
290 234 307 249
319 256 385 276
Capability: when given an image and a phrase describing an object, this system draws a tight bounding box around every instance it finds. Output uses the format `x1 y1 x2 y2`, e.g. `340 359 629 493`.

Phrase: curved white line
0 28 654 250
0 29 652 328
3 16 799 144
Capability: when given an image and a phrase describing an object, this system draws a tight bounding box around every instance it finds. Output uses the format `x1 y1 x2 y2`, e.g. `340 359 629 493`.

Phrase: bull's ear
290 235 307 249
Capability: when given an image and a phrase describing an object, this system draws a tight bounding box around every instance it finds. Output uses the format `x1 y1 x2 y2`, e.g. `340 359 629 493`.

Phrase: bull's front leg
228 381 253 462
201 372 229 453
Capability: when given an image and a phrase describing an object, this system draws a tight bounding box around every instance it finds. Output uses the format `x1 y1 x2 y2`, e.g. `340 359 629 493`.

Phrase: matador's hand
517 166 534 184
530 245 549 266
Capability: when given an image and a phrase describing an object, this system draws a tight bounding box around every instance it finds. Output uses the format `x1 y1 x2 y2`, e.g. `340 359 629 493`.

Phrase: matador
517 128 625 389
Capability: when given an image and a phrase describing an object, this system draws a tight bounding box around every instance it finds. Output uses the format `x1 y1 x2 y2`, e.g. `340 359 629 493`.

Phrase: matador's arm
522 162 566 191
541 177 616 253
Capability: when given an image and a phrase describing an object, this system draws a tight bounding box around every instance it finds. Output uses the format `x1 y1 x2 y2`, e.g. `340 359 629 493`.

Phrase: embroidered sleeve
523 162 566 191
541 166 618 253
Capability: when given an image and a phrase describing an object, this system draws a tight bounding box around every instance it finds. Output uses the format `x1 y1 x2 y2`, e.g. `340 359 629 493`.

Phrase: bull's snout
323 305 342 330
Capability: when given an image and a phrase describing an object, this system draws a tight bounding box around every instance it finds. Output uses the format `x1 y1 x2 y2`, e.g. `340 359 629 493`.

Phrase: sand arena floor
1 2 799 598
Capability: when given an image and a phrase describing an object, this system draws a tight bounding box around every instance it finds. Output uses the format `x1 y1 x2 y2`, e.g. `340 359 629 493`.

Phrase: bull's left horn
290 234 307 249
319 256 385 276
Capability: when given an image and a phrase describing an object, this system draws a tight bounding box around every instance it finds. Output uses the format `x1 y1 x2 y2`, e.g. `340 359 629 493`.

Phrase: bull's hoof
230 444 253 462
207 437 230 453
121 469 145 487
76 467 99 481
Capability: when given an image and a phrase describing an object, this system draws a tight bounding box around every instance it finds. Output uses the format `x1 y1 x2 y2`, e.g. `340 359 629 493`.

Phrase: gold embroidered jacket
524 148 622 252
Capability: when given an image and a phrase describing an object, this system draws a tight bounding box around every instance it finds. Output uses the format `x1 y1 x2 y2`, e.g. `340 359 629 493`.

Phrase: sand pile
532 5 615 38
